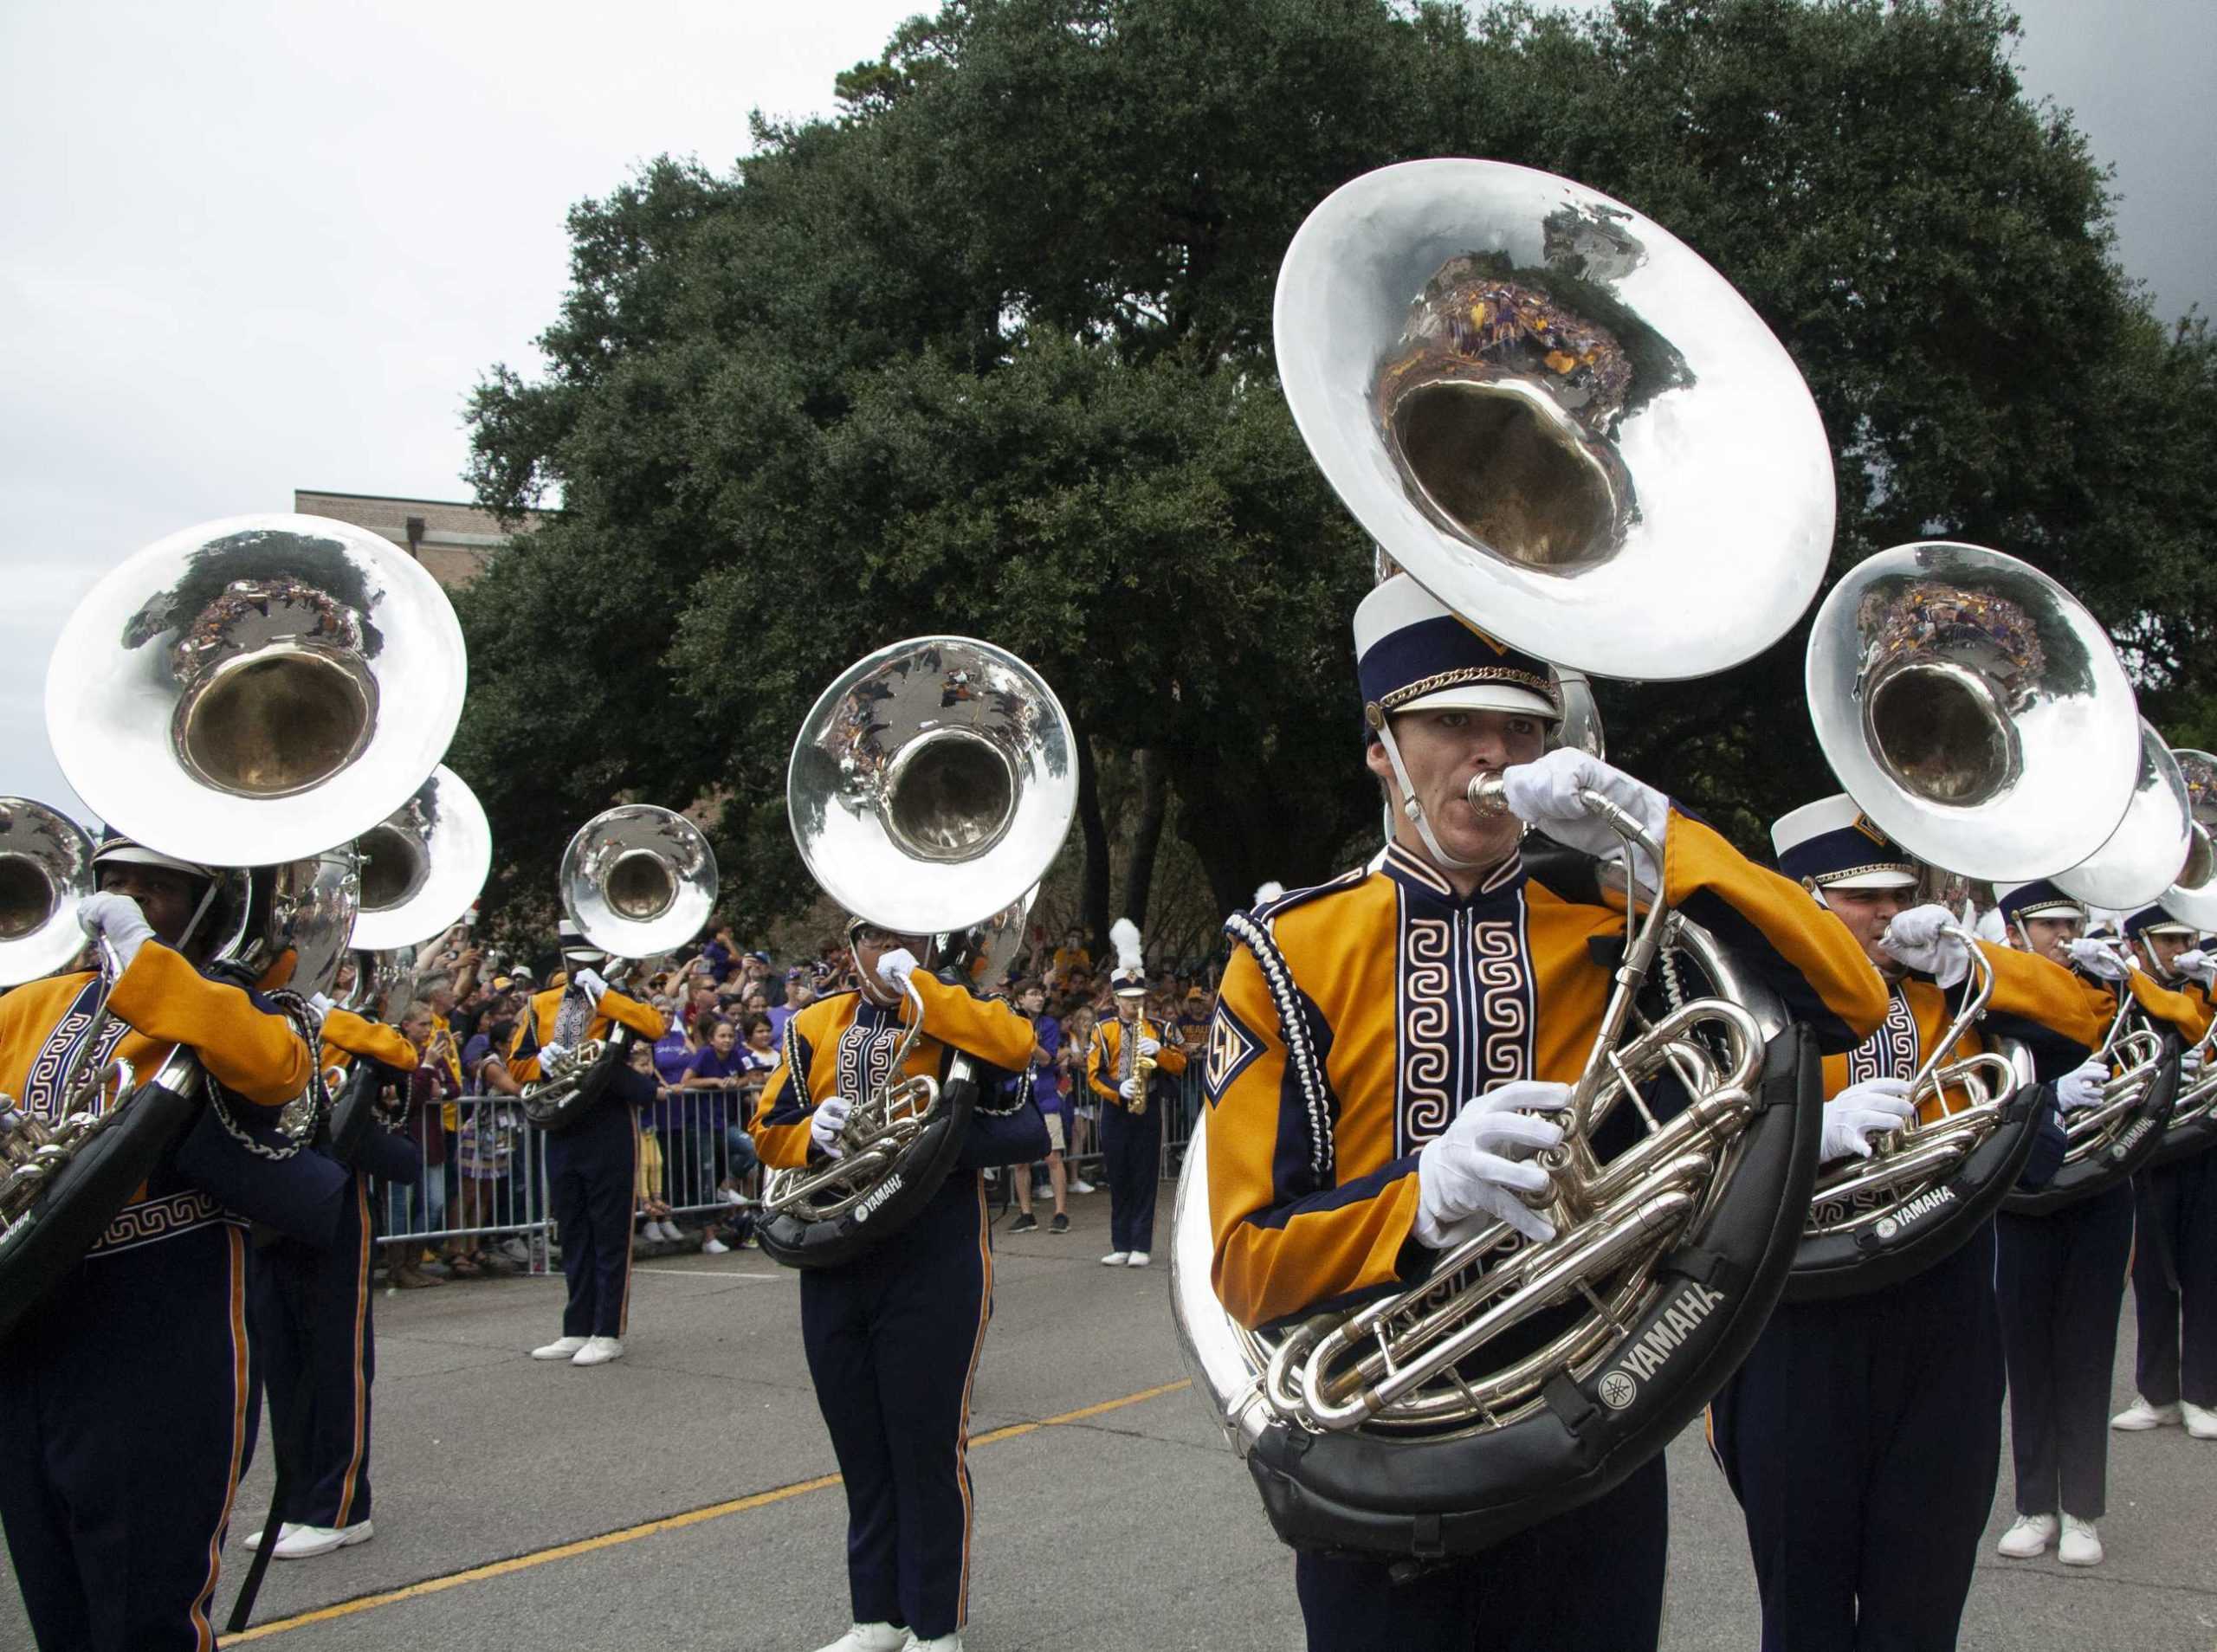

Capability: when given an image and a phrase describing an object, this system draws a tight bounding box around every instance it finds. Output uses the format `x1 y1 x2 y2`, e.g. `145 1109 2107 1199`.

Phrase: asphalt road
4 1186 2214 1651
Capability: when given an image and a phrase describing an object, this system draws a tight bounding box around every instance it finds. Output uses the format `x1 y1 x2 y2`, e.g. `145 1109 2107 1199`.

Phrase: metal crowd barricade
372 1094 553 1274
637 1085 763 1223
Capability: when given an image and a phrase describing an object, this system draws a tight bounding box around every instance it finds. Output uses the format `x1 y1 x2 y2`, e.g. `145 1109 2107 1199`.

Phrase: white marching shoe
531 1335 588 1361
1100 1251 1130 1266
241 1521 303 1552
2182 1400 2217 1439
1996 1513 2056 1557
1126 1251 1151 1268
572 1335 625 1366
2059 1514 2104 1566
272 1520 373 1559
809 1623 907 1652
905 1635 963 1651
2111 1396 2182 1430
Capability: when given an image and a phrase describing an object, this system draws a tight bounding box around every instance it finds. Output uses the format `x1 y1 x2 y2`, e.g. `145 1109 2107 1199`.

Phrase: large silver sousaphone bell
2055 722 2194 911
352 765 493 952
46 513 468 866
1277 158 1836 679
0 799 96 987
559 804 717 962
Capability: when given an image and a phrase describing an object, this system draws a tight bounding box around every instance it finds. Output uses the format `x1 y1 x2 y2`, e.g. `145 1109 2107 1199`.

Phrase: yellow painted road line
223 1377 1192 1644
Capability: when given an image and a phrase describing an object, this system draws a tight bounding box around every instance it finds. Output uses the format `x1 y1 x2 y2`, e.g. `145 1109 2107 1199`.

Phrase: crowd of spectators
366 919 1220 1286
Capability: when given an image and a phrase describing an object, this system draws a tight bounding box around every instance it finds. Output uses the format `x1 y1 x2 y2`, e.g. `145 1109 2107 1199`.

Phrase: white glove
1819 1077 1916 1162
1498 751 1669 888
308 992 335 1017
2067 938 2133 982
535 1042 569 1071
1118 1077 1141 1100
2171 949 2217 989
877 947 919 993
1412 1081 1571 1248
75 893 156 972
1138 1036 1162 1057
811 1094 852 1158
2057 1056 2109 1113
572 967 608 1006
1878 905 1972 989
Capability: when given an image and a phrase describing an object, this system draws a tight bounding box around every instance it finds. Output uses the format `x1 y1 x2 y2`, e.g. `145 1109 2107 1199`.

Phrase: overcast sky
4 0 2210 826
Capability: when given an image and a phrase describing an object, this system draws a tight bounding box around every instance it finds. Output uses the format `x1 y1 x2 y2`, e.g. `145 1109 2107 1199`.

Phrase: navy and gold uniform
2121 905 2217 1429
0 939 313 1651
244 1008 419 1549
1711 816 2104 1652
1205 818 1884 1649
755 969 1047 1647
507 979 665 1345
1085 1011 1186 1258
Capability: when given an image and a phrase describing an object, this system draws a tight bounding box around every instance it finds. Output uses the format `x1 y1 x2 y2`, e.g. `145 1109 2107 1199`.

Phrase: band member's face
1116 995 1142 1023
852 929 928 1005
2019 914 2082 965
2138 932 2192 977
1366 708 1546 870
95 863 205 951
1819 885 1914 977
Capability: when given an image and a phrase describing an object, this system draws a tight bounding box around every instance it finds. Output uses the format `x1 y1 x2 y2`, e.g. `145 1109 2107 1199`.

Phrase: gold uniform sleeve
320 1008 419 1072
106 943 312 1108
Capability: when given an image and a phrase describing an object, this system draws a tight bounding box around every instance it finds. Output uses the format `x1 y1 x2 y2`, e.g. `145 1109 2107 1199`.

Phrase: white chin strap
1374 721 1486 871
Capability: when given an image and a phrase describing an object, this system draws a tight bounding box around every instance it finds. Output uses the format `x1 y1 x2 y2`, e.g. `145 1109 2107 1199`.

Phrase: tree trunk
1121 748 1169 929
1075 729 1112 956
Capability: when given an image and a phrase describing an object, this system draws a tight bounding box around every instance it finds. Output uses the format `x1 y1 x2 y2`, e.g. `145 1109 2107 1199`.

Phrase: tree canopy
456 0 2217 946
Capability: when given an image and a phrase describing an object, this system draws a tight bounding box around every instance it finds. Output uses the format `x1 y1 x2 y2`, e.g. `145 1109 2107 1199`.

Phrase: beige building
293 488 546 590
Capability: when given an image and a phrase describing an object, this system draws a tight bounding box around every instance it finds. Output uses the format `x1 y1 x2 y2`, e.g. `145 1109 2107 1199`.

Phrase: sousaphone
518 804 717 1133
1172 158 1838 1561
1794 541 2143 1292
2 514 464 1338
758 636 1076 1270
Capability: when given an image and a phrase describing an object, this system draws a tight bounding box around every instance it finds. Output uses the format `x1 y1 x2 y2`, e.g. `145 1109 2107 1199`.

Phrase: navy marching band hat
2123 901 2197 940
1994 880 2086 926
1770 795 1918 891
1354 574 1561 733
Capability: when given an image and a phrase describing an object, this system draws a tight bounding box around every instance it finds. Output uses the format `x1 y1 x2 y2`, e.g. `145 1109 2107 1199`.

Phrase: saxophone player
0 834 314 1651
1202 579 1887 1652
1087 920 1186 1268
753 918 1047 1652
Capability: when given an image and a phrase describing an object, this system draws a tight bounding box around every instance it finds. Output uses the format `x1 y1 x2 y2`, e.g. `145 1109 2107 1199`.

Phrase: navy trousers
801 1174 992 1641
249 1174 376 1527
1101 1100 1160 1254
546 1101 638 1339
0 1215 253 1651
1995 1184 2134 1519
1711 1224 2003 1652
1293 1452 1668 1652
2130 1150 2217 1408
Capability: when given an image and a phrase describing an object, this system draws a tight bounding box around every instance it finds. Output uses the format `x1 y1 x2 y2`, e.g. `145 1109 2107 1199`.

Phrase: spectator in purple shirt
1008 981 1070 1235
766 972 815 1048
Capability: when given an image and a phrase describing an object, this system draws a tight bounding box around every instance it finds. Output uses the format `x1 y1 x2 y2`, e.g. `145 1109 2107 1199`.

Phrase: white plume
1253 881 1285 906
1974 906 2007 945
1110 917 1144 973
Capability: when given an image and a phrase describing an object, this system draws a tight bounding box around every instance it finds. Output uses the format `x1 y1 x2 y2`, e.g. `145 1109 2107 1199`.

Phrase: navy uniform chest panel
1846 987 1921 1086
1391 881 1537 1158
834 1001 912 1100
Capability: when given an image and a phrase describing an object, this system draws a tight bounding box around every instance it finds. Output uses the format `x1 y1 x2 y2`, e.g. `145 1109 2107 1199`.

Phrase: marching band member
241 999 421 1561
753 918 1048 1652
1987 880 2157 1566
2110 901 2217 1440
503 920 665 1368
1203 578 1887 1652
1710 803 2102 1649
0 834 313 1651
1087 919 1186 1268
